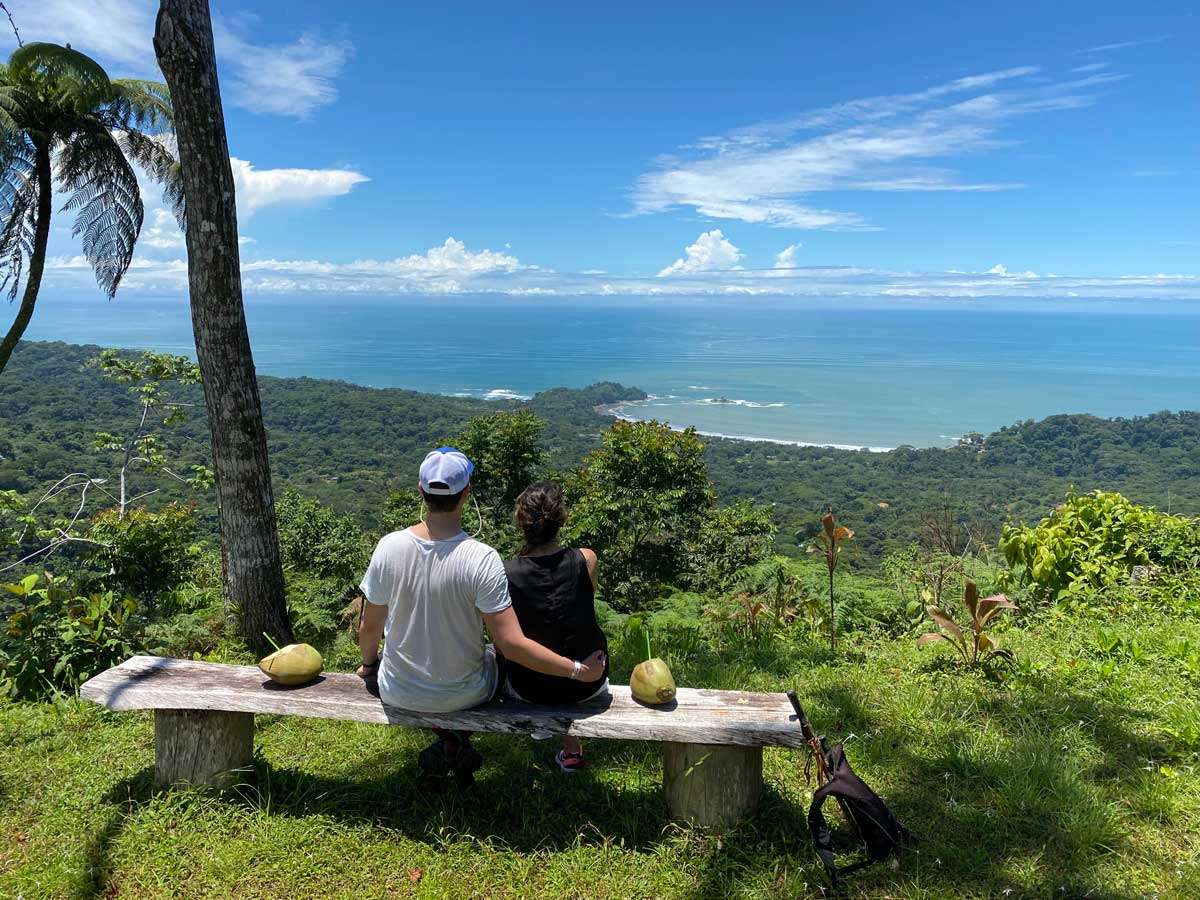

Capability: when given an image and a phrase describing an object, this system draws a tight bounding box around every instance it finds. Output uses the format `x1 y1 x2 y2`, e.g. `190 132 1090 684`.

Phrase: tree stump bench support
82 656 802 827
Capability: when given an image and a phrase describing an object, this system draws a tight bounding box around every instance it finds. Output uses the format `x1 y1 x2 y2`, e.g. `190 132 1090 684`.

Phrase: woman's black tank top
503 548 609 704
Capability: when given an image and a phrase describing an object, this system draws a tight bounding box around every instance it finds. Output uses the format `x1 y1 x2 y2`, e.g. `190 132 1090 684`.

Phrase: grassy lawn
4 596 1200 899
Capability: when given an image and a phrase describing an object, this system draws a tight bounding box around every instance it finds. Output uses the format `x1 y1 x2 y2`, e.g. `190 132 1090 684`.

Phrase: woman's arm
580 547 598 590
483 606 606 682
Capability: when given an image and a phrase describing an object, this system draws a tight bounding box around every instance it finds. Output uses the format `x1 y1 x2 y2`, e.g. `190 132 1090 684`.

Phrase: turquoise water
22 294 1200 449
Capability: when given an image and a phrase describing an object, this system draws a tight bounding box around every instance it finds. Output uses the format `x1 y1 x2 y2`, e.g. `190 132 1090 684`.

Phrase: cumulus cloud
21 0 350 118
41 248 1200 302
658 230 744 276
44 237 529 296
775 244 802 268
230 158 368 217
632 66 1123 230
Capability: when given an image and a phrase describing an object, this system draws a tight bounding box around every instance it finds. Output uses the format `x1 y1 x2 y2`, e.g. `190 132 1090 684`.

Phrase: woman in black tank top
504 481 608 771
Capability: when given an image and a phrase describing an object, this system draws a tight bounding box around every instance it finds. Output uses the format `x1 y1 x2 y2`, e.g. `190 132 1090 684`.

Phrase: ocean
23 293 1200 449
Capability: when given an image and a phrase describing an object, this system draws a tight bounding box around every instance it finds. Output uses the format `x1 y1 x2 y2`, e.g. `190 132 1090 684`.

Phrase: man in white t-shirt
356 446 606 786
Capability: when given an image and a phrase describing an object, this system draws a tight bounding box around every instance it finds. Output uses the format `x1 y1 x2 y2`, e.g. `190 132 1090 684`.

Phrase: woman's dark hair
514 481 568 551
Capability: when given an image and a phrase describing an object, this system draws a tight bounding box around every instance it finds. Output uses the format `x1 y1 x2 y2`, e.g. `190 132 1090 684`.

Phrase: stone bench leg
663 742 763 827
154 710 254 790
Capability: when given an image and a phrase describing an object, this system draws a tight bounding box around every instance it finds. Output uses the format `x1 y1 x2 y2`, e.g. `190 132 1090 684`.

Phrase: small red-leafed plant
918 578 1017 670
809 506 853 652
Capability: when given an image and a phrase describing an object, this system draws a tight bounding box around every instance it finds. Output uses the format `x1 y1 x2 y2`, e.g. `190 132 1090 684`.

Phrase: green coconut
258 643 323 685
630 657 676 705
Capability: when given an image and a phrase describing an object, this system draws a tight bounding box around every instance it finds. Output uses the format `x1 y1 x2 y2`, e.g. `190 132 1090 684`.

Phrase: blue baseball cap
419 446 474 495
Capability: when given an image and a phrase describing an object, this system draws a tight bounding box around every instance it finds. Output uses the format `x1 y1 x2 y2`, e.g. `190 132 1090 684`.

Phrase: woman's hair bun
514 481 568 549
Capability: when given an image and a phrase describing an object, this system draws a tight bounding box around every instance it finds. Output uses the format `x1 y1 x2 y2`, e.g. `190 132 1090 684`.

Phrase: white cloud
215 23 351 118
658 230 744 277
775 244 802 268
633 66 1123 230
20 0 156 68
139 208 185 249
1079 36 1168 54
41 247 1200 302
230 158 368 216
18 0 350 118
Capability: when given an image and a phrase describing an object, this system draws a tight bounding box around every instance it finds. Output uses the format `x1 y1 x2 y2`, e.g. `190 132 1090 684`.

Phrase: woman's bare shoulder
578 547 598 570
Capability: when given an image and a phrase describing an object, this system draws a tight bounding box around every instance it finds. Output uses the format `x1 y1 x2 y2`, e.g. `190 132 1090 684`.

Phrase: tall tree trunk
154 0 293 652
0 140 52 376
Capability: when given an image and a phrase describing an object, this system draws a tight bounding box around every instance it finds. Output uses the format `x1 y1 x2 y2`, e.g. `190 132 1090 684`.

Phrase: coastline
597 403 896 453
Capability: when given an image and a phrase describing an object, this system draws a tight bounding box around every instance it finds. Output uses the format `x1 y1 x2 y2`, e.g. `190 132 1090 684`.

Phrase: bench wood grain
81 655 801 825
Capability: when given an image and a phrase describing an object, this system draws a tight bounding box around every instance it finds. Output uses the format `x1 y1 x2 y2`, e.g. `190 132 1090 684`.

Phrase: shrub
82 503 201 608
685 499 777 592
276 487 371 584
1 573 138 700
1000 490 1200 603
565 420 714 609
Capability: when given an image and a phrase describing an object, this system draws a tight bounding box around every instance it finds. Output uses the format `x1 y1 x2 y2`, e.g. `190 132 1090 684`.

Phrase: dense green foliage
1000 489 1200 603
5 341 1199 564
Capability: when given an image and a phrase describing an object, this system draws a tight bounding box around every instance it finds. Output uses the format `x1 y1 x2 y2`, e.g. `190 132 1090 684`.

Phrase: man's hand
356 662 377 678
578 650 607 683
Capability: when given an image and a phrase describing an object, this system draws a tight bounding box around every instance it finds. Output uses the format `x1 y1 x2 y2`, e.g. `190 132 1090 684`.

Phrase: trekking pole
787 689 865 839
787 689 833 786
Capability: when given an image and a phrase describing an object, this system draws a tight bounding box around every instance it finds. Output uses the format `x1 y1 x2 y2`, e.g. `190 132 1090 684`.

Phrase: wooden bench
81 655 804 827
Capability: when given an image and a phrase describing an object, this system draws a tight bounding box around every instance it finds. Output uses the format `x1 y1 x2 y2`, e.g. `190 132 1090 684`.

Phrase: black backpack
807 741 912 886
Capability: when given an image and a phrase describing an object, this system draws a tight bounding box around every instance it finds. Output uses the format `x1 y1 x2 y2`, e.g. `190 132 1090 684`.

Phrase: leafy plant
276 487 371 584
565 420 714 610
685 499 777 592
91 349 210 517
0 572 138 699
1000 490 1200 603
808 506 853 651
917 578 1017 670
82 503 201 607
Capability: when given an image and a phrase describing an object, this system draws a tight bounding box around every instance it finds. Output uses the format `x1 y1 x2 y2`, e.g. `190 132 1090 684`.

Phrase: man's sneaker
555 749 588 773
417 732 483 788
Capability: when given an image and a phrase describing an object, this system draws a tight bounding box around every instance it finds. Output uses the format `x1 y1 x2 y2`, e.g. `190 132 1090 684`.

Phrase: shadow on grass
235 735 811 854
775 681 1168 898
74 766 156 900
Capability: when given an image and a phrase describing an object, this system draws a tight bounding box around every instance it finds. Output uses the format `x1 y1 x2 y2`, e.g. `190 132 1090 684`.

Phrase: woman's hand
577 650 607 682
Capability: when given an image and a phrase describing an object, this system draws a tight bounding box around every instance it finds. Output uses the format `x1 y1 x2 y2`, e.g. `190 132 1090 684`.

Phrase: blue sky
17 0 1200 301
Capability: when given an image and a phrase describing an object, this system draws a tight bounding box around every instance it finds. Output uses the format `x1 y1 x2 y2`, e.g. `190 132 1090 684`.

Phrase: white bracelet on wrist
570 660 582 680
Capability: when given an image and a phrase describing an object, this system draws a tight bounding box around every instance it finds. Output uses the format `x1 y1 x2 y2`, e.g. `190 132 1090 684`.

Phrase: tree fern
0 42 183 374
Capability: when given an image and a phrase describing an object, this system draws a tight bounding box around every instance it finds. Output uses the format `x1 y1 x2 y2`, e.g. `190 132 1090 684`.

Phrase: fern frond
117 129 185 228
56 123 142 297
0 131 37 300
108 79 174 132
9 43 112 114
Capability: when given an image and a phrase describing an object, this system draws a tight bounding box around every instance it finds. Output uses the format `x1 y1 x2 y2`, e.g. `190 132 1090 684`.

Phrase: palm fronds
0 42 183 310
57 122 143 296
0 133 37 300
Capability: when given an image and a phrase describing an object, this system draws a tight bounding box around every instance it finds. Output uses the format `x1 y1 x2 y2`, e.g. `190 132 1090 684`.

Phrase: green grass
4 594 1200 899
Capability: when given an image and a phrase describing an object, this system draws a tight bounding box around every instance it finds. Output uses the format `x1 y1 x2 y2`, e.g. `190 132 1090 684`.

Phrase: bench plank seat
81 655 805 749
82 655 801 825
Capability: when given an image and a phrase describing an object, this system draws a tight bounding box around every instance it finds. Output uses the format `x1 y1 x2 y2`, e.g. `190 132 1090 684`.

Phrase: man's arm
483 607 606 682
356 598 387 676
